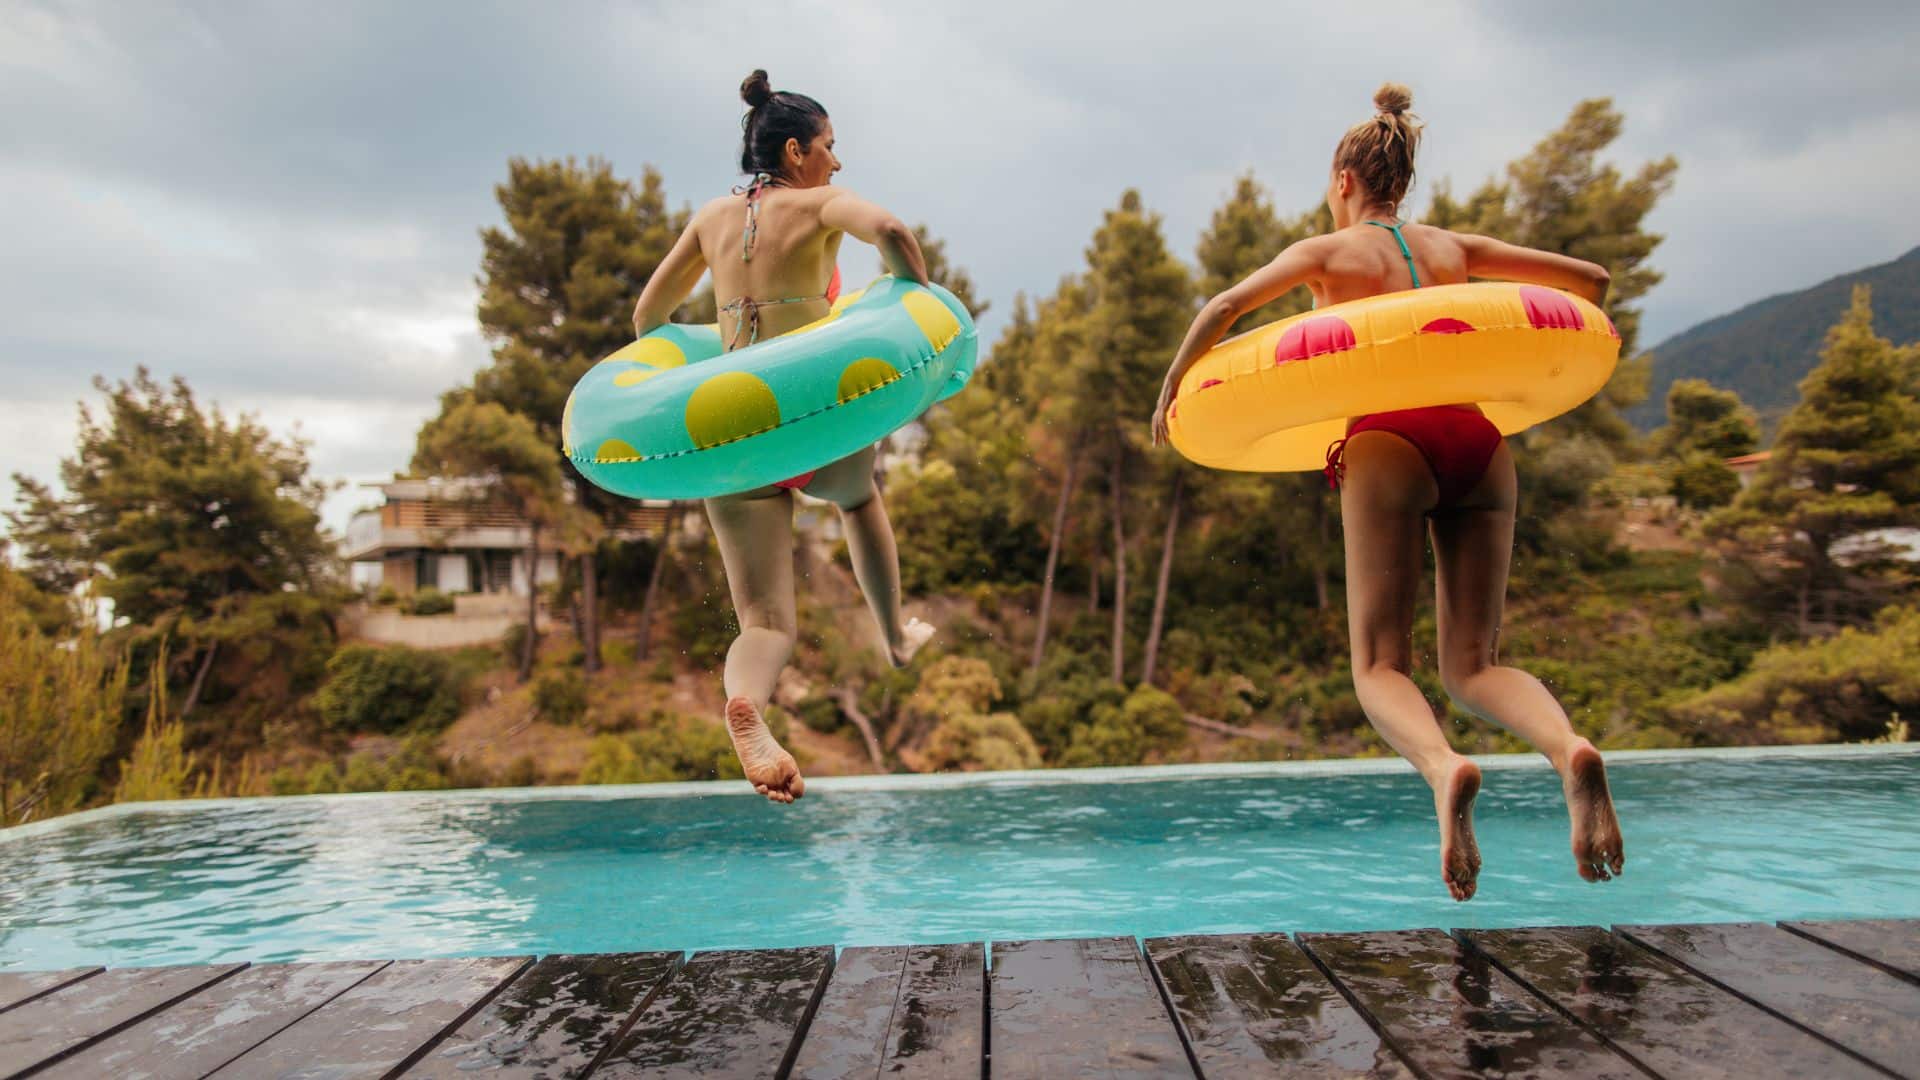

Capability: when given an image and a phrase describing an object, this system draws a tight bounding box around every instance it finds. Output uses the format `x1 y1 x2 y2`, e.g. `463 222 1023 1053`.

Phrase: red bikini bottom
1325 407 1503 509
772 470 818 492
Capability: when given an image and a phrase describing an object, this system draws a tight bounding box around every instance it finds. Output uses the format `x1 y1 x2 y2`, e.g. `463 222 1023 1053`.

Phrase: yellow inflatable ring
1167 282 1620 472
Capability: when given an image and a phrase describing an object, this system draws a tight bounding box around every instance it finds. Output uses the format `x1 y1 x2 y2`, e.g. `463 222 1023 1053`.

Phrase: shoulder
694 195 735 221
1282 232 1341 265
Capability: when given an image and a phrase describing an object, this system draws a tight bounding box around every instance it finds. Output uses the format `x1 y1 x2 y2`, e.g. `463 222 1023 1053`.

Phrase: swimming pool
2 745 1916 969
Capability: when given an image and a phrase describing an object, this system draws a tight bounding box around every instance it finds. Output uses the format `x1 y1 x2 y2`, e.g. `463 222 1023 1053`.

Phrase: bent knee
1439 656 1490 700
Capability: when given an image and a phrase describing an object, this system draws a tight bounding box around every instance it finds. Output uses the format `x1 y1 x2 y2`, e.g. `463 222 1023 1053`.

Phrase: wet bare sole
1565 741 1624 882
726 696 805 805
1439 759 1483 902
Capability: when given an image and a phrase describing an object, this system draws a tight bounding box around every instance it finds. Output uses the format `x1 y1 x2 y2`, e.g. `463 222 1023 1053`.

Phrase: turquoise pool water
2 747 1916 969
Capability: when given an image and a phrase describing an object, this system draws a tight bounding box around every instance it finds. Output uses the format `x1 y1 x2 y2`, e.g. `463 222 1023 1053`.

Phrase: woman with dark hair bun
1151 84 1624 901
632 69 935 805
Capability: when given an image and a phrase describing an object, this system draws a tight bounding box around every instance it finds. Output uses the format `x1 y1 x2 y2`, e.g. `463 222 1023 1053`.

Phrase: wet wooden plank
0 968 101 1014
989 936 1191 1079
1146 934 1411 1079
594 946 834 1079
1466 925 1882 1079
1622 922 1920 1076
35 961 387 1080
881 943 984 1078
1783 919 1920 984
402 952 679 1078
207 955 530 1079
1299 930 1637 1080
788 945 908 1079
0 963 244 1078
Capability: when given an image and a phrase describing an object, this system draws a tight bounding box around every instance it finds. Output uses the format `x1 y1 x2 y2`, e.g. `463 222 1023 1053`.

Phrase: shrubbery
533 669 589 726
1664 606 1920 743
406 587 455 616
578 712 743 784
313 645 461 733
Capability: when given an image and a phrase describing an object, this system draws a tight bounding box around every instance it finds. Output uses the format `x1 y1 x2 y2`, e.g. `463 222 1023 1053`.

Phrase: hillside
1630 245 1920 429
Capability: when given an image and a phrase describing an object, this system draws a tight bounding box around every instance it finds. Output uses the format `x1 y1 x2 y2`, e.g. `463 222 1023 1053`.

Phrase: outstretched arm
1150 239 1326 447
633 220 709 336
820 190 929 286
1454 233 1610 304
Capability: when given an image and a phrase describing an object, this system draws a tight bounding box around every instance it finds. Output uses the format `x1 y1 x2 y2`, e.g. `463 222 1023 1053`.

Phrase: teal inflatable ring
564 277 978 500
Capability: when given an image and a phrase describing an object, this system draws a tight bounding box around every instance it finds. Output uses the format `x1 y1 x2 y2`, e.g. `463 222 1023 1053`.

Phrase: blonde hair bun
1374 82 1414 117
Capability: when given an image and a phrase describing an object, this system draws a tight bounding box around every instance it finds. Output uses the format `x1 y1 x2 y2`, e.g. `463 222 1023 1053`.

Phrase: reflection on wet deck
0 918 1913 1077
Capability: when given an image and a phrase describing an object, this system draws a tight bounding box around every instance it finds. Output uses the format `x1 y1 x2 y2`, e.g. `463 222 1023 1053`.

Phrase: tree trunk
520 524 541 683
1140 471 1184 687
580 550 601 673
635 507 681 662
830 687 887 771
1313 487 1333 610
180 640 219 720
1029 447 1082 672
1109 456 1129 686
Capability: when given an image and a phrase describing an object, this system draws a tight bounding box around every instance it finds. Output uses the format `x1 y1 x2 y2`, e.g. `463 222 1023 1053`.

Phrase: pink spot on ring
1199 379 1224 390
1274 316 1358 365
1420 317 1475 334
1520 286 1585 331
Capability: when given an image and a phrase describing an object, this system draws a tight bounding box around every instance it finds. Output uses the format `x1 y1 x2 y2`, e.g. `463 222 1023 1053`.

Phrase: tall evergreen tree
1709 287 1920 633
1076 191 1194 683
1426 98 1676 450
7 370 340 722
457 157 688 671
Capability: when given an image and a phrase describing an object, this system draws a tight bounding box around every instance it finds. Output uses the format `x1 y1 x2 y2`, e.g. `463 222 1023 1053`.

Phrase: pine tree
1076 190 1194 683
1658 379 1758 459
459 157 688 671
1709 287 1920 633
1425 98 1676 450
7 369 340 721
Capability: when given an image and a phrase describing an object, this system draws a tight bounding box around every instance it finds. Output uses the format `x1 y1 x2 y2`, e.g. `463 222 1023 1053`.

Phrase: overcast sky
4 0 1918 536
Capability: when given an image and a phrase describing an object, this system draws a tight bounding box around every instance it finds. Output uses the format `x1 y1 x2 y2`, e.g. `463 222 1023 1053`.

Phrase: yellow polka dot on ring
561 395 577 454
606 337 687 369
685 372 780 450
901 291 962 351
613 367 662 388
595 437 640 463
837 358 900 403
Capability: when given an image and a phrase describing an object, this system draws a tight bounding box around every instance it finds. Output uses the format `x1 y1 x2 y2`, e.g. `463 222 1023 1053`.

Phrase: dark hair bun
1374 82 1414 116
741 69 773 109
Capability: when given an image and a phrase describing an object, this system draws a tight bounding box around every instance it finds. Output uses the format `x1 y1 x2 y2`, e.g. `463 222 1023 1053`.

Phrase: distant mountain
1629 246 1920 430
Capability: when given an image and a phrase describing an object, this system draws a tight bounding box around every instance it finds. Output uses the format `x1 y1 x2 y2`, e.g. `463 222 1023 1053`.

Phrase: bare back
1307 222 1469 306
691 187 846 346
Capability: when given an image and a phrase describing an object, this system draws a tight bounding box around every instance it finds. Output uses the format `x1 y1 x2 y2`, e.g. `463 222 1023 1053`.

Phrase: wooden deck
1 919 1915 1078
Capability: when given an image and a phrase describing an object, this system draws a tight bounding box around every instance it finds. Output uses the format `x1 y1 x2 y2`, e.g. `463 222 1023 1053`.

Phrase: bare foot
725 696 804 805
887 617 936 669
1563 738 1624 882
1434 757 1483 902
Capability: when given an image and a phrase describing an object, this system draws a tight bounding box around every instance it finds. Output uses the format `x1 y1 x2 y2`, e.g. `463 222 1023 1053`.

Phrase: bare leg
1339 432 1482 901
705 491 804 803
1431 441 1624 882
804 445 933 667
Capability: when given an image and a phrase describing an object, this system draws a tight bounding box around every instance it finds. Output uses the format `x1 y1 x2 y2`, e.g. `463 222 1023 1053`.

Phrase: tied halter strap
1324 219 1424 489
717 172 830 349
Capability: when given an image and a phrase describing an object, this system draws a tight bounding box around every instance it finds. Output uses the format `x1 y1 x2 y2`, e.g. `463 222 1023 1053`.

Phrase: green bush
1058 685 1188 768
373 584 399 607
406 587 455 616
1664 606 1920 743
500 622 529 664
579 712 744 784
313 645 458 734
1671 454 1741 509
533 669 589 726
923 712 1042 772
267 736 461 794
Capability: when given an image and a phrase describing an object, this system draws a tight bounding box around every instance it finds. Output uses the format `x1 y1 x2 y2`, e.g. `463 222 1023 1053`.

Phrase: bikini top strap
1363 219 1422 289
731 172 785 263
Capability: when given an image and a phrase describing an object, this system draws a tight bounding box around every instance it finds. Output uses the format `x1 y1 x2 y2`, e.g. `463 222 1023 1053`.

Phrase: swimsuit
720 172 831 493
1323 220 1503 509
717 173 831 350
